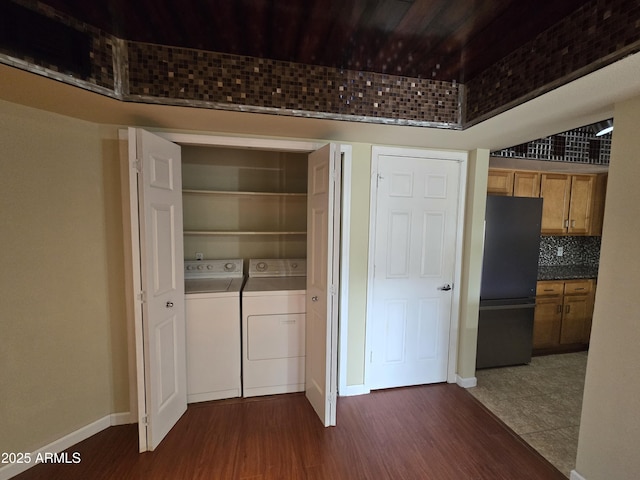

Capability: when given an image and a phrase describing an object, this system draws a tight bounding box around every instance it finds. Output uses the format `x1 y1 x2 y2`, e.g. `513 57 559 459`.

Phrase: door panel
134 128 187 451
306 144 340 427
370 153 461 390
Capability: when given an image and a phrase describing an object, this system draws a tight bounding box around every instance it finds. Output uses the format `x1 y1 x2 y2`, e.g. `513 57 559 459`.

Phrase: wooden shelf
184 230 307 236
183 189 306 197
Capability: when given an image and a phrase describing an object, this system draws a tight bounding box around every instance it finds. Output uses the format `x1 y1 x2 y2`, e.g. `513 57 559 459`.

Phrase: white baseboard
0 412 132 480
570 470 587 480
456 375 477 388
339 384 370 397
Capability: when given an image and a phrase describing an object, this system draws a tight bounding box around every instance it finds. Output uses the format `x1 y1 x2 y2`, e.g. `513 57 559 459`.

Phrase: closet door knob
166 301 174 308
311 296 319 302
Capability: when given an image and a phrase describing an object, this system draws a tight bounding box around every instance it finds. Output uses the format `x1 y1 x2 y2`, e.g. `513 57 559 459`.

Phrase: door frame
123 130 352 438
364 146 468 389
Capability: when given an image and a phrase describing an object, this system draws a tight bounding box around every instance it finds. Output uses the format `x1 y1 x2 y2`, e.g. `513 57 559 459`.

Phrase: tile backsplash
538 236 601 267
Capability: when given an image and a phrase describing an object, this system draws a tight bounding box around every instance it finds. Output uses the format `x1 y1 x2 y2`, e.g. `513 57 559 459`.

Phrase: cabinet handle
571 220 576 228
565 219 569 228
574 287 585 291
557 304 562 314
565 305 570 314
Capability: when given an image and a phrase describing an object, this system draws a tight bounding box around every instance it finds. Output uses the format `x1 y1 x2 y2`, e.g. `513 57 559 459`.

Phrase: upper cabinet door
540 173 571 234
487 169 514 195
567 175 595 235
513 171 541 197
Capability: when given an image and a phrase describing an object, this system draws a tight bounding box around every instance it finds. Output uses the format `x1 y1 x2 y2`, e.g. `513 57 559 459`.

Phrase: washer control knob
256 262 267 271
197 264 204 270
225 263 235 271
207 264 214 270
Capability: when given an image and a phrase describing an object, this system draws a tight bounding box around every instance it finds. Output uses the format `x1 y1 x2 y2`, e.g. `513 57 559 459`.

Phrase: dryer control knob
225 263 235 271
256 262 267 271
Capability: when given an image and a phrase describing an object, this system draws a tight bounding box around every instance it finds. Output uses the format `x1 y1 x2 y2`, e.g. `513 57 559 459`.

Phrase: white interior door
132 128 187 450
306 143 340 427
368 151 461 390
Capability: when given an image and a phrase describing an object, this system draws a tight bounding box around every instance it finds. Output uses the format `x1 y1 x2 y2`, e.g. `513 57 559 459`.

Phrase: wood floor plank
13 384 566 480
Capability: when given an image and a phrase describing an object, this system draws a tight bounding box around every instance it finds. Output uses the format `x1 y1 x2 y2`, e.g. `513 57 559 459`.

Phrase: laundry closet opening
181 145 309 261
181 145 310 402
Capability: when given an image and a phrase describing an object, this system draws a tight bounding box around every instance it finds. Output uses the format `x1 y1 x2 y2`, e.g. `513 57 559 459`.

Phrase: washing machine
184 258 244 403
242 258 307 397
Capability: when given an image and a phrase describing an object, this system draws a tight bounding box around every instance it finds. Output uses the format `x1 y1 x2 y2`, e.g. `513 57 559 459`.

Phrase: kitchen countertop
537 265 599 281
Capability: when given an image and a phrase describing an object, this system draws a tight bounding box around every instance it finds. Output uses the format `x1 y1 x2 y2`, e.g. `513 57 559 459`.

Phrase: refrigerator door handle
479 303 536 311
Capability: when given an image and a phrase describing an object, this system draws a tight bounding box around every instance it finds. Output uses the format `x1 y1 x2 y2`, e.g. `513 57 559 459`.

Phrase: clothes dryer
242 258 306 397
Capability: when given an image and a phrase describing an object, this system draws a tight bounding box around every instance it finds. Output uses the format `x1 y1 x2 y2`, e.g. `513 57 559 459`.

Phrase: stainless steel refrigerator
476 195 543 369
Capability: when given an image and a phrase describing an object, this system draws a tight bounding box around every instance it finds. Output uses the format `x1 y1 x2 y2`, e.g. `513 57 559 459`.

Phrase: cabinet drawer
564 280 593 295
536 281 564 296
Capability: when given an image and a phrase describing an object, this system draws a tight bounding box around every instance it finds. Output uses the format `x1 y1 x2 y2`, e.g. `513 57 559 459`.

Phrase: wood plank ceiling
39 0 588 83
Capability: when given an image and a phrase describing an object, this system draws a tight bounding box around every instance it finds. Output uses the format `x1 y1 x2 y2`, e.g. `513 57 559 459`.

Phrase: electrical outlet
557 247 564 257
195 252 204 260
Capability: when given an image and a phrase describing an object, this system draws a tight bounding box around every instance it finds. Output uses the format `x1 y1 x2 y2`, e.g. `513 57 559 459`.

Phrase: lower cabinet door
560 294 591 344
533 296 563 349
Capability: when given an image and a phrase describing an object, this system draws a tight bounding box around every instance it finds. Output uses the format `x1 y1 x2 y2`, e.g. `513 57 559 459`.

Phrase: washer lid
185 277 244 294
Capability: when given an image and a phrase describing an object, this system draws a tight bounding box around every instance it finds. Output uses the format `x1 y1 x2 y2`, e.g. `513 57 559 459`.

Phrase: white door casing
306 143 340 426
131 128 187 451
367 147 465 391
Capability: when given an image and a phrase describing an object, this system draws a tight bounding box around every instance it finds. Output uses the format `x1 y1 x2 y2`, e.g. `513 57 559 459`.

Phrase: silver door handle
311 296 319 302
438 284 452 291
166 301 174 308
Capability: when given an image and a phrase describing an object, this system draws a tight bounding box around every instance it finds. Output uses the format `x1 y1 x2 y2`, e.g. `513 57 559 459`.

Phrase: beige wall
0 94 480 455
574 95 640 479
345 143 372 386
0 100 129 453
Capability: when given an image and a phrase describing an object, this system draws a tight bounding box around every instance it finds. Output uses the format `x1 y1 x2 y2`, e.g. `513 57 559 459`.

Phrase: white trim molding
570 470 587 480
0 413 132 480
456 375 478 388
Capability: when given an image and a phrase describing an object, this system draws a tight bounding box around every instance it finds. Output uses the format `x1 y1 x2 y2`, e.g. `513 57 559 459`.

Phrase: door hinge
328 392 337 405
132 158 142 173
137 290 146 303
329 284 337 296
141 415 148 426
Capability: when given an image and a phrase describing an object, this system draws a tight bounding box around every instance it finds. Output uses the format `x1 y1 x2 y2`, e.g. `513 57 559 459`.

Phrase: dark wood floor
15 384 566 479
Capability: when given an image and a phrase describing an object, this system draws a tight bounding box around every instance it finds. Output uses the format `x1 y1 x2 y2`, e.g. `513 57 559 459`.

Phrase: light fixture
592 119 614 136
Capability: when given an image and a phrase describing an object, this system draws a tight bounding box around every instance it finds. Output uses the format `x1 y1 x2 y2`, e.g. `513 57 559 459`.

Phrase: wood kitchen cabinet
513 171 541 197
487 168 514 195
487 168 540 197
487 158 607 236
539 173 607 235
533 279 595 352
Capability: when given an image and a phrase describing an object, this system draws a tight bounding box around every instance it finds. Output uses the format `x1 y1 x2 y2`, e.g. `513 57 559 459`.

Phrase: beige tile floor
468 351 588 478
